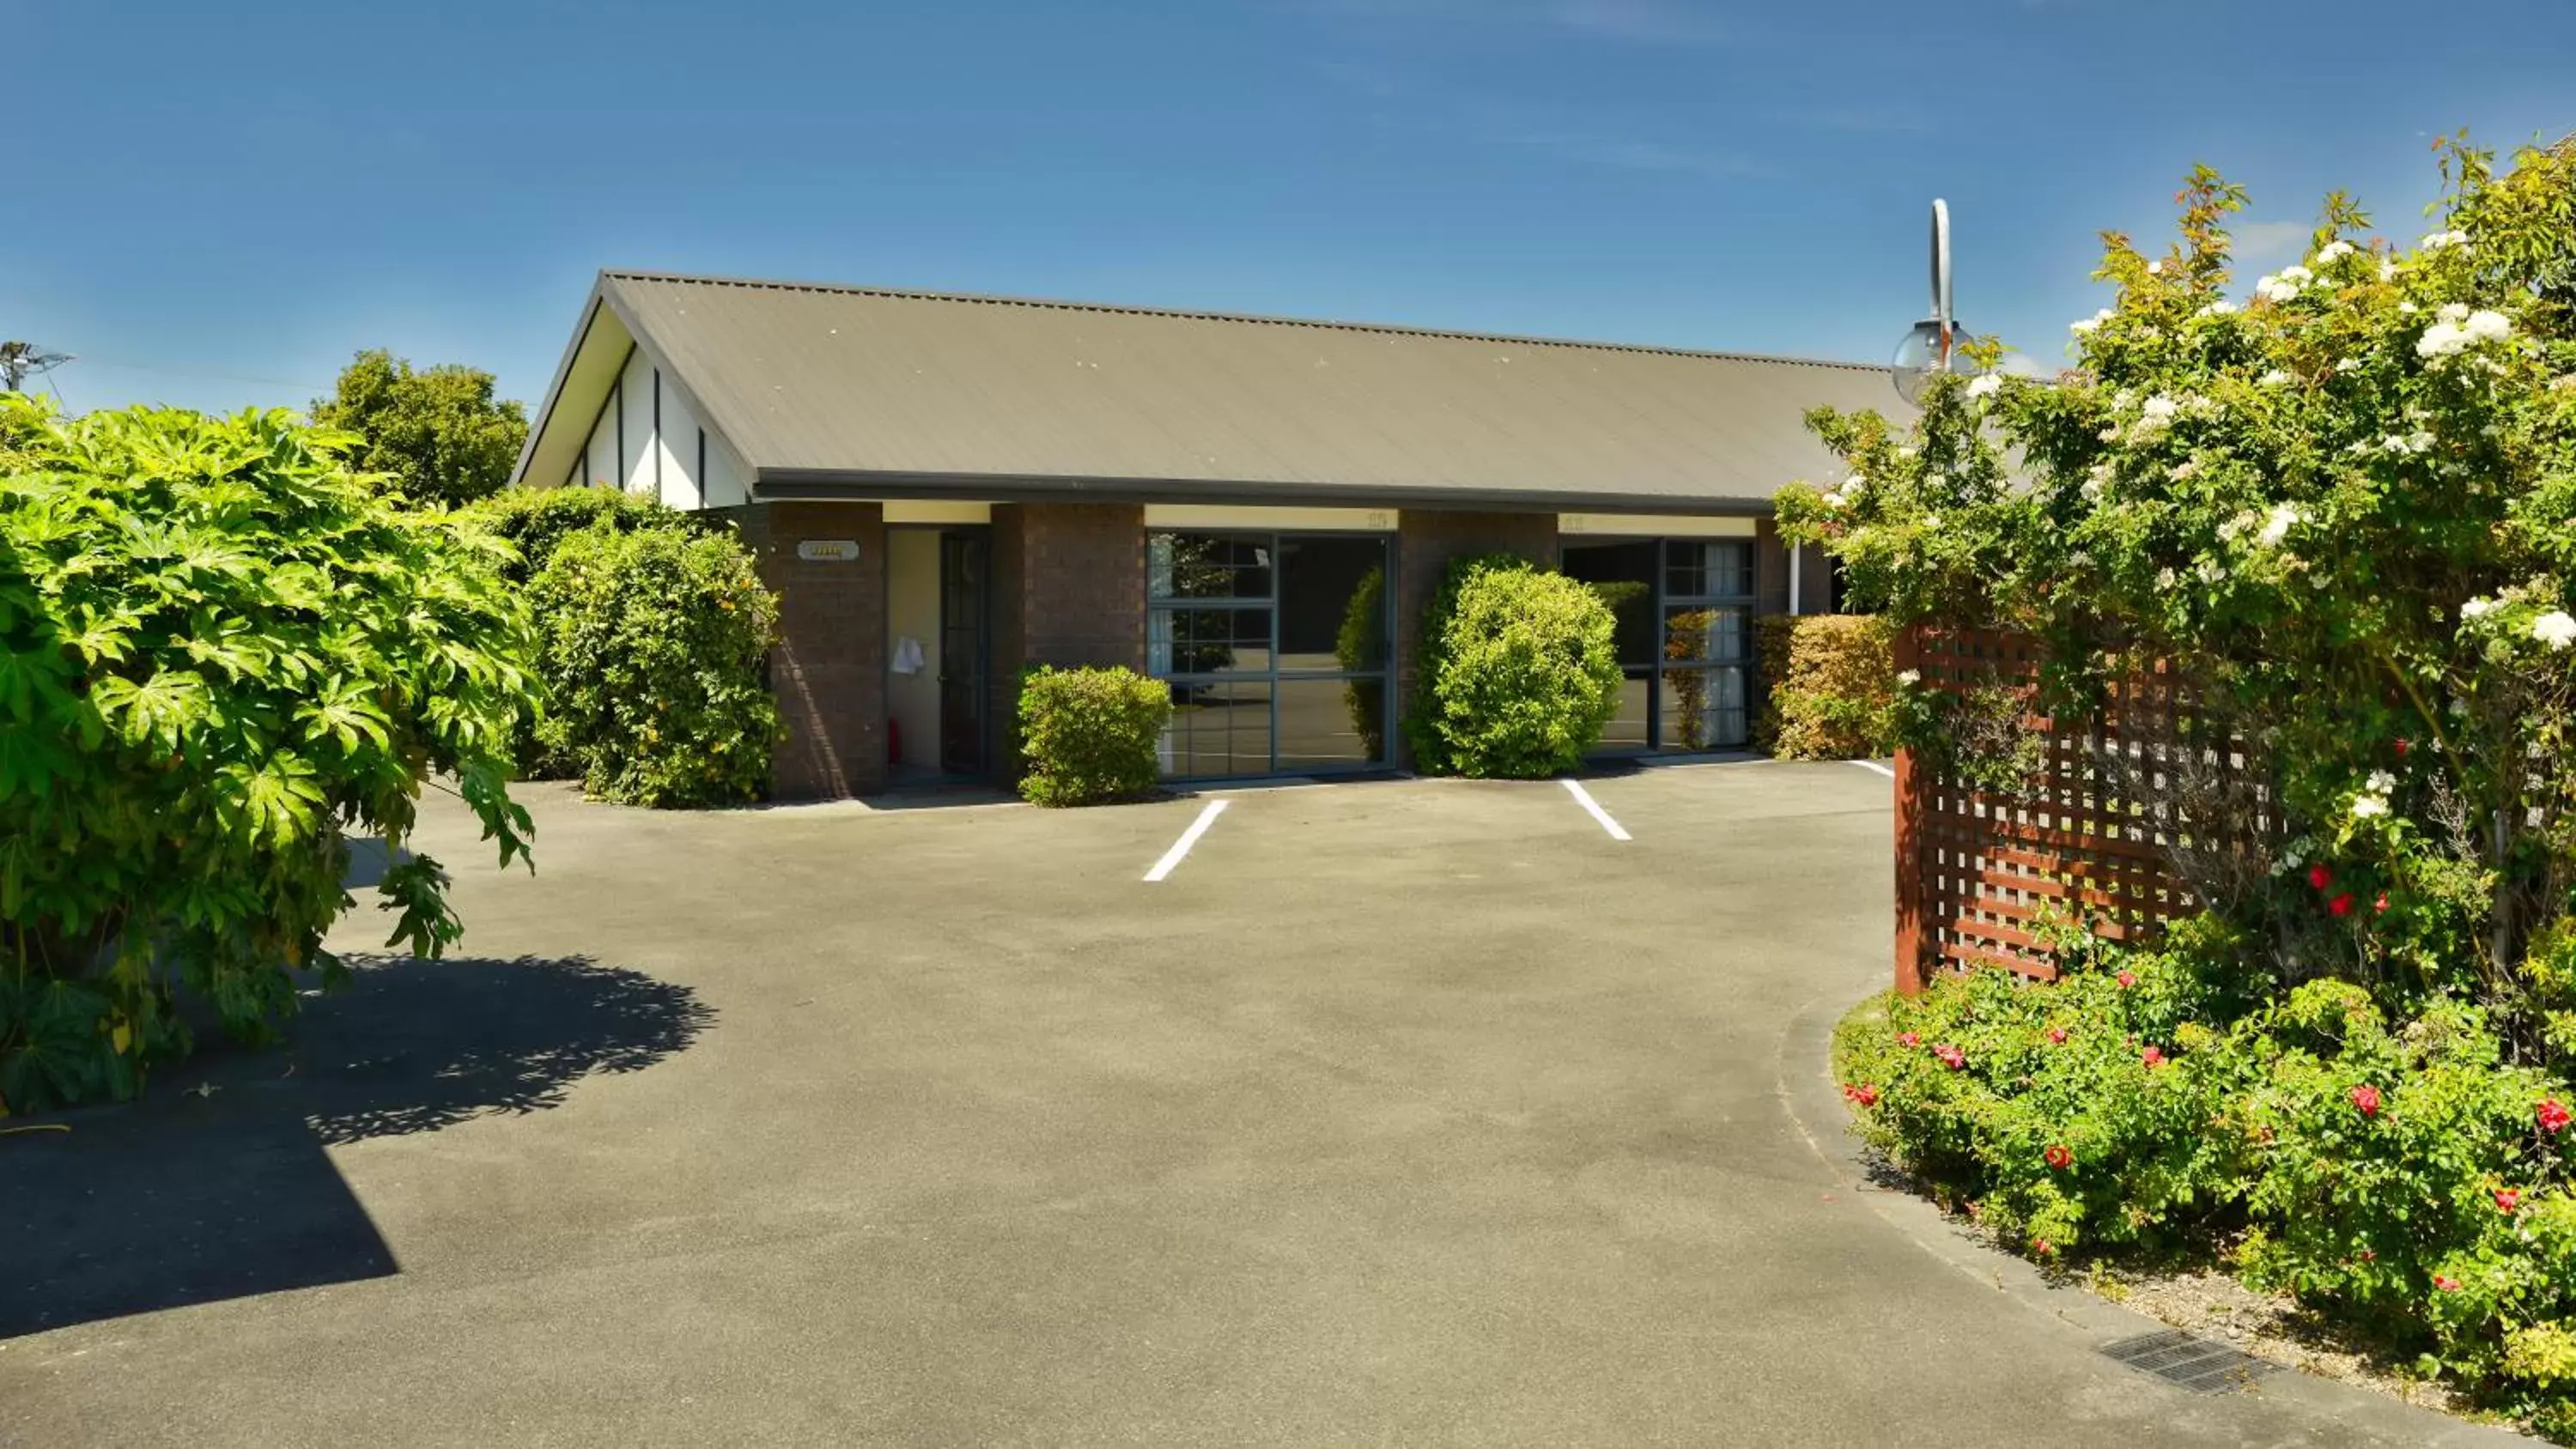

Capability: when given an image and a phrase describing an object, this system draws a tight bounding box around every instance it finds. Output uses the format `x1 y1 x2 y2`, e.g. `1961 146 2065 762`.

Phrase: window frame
1559 535 1759 755
1146 529 1394 779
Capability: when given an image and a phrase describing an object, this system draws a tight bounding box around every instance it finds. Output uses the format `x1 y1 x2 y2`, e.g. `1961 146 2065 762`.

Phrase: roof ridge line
595 269 1891 374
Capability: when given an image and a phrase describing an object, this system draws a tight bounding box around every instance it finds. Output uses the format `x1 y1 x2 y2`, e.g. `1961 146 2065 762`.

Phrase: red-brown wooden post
1891 623 1929 996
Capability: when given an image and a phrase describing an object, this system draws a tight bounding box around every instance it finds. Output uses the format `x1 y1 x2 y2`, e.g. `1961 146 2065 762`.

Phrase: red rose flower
2498 1189 2521 1214
2330 893 2355 918
2374 892 2390 914
1934 1045 1966 1070
2360 1249 2376 1262
2540 1099 2572 1135
2394 738 2411 758
1846 1084 1880 1107
2044 1143 2074 1171
2142 1046 2166 1068
2434 1275 2462 1293
2032 1237 2055 1257
2350 1084 2382 1118
2115 970 2137 989
2048 1027 2069 1045
2309 864 2334 891
1897 1031 1920 1048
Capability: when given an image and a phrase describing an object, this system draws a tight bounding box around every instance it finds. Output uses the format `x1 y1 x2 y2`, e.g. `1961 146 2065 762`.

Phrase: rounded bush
1409 556 1621 779
459 487 682 586
529 521 781 808
1755 614 1899 759
1016 665 1173 807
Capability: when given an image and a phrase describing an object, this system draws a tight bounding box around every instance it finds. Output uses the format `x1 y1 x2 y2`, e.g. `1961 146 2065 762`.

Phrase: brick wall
987 502 1145 779
1393 509 1559 767
734 502 888 800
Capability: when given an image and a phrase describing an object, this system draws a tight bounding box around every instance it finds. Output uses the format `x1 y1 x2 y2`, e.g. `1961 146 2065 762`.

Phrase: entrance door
938 532 988 774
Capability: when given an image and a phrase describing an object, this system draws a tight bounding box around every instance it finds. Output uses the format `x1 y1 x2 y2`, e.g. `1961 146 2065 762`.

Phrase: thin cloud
2230 219 2312 266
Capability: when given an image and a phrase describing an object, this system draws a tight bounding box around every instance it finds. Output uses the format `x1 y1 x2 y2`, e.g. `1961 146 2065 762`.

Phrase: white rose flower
2380 258 2401 281
2314 240 2355 266
1897 446 1918 460
2461 597 2496 619
2437 302 2471 324
2258 504 2299 547
2157 567 2178 589
2258 369 2293 386
2198 559 2226 585
2352 794 2390 819
2279 265 2314 284
2147 259 2165 275
2417 322 2469 358
2535 611 2576 651
2366 770 2397 793
1896 670 1922 686
2335 358 2362 373
2408 429 2436 452
2399 301 2418 314
2421 230 2470 251
2196 300 2239 318
2142 394 2179 420
1965 373 2003 399
2465 309 2513 343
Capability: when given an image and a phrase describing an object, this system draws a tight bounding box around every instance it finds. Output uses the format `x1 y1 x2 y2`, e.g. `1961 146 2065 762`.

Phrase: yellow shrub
1756 615 1899 760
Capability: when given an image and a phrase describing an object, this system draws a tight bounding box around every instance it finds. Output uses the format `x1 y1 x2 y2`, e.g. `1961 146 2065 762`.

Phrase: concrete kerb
1774 986 2530 1446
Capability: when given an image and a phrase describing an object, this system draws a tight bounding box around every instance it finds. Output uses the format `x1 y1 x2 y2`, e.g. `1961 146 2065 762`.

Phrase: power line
69 355 331 391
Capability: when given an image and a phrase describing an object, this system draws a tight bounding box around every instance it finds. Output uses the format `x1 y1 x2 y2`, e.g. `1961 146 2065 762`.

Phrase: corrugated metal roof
538 270 1903 510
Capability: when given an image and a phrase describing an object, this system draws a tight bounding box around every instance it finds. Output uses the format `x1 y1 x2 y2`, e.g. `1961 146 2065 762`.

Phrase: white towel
891 637 927 676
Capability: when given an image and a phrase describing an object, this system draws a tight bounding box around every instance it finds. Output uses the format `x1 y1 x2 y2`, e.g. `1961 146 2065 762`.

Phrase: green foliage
1837 931 2576 1439
1781 140 2576 1040
1335 564 1387 761
1015 665 1173 807
311 349 528 508
528 521 781 808
458 487 681 586
1755 614 1900 759
1407 555 1622 779
0 395 535 1113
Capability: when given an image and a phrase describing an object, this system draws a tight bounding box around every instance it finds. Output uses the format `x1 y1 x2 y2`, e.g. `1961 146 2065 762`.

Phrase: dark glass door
939 532 987 775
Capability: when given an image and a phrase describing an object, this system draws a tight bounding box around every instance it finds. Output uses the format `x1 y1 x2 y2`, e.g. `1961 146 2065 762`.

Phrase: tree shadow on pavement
0 954 713 1339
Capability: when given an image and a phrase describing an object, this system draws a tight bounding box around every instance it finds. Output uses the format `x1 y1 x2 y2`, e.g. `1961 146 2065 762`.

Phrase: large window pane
1561 540 1657 667
1660 667 1747 750
1160 680 1273 778
1151 606 1271 675
1595 670 1651 753
1148 532 1272 601
1666 539 1752 600
1662 606 1747 664
1275 536 1388 672
1277 677 1385 769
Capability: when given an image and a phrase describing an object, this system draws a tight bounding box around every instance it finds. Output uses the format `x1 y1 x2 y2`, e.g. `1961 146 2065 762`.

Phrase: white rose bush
1811 138 2576 1435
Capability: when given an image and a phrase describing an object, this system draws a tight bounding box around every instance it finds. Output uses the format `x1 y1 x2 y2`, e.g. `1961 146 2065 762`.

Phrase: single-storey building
509 270 1899 799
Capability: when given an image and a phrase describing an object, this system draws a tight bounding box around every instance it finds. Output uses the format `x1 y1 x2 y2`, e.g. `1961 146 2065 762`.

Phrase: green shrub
1406 555 1621 779
1017 665 1172 806
0 397 535 1113
529 520 781 808
460 487 681 585
1755 614 1899 759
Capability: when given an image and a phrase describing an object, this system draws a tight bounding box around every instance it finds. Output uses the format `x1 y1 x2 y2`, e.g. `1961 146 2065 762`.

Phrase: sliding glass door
1559 537 1756 752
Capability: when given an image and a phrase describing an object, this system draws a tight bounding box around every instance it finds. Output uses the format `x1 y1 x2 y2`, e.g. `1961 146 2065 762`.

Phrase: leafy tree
0 397 537 1113
311 349 528 507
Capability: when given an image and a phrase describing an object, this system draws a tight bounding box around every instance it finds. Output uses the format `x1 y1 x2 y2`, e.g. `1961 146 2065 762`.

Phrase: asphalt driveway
0 762 2509 1446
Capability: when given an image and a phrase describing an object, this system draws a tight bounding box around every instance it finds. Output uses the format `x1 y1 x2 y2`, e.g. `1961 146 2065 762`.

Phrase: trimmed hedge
1754 614 1899 760
460 486 682 585
529 520 781 808
1016 666 1172 806
1407 555 1622 779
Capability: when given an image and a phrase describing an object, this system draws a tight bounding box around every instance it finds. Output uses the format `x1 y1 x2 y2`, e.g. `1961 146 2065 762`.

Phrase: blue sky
13 0 2568 420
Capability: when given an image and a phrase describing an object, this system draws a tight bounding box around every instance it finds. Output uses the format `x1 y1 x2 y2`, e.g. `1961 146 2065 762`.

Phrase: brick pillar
737 502 888 799
988 502 1145 779
1394 509 1559 768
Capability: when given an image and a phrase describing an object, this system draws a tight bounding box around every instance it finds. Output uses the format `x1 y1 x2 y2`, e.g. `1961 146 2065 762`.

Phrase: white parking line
1561 779 1631 841
1143 798 1230 882
1849 760 1897 779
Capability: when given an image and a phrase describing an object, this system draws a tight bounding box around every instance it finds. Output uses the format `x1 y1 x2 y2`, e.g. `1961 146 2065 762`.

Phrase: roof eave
750 468 1775 517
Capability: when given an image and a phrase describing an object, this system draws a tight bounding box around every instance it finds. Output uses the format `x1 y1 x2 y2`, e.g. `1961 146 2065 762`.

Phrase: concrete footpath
0 762 2522 1446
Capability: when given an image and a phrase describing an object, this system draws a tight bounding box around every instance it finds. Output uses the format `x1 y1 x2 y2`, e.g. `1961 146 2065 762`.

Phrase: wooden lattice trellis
1892 625 2277 992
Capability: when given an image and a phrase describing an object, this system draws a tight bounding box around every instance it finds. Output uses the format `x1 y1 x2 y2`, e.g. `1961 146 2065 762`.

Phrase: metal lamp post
1892 198 1965 406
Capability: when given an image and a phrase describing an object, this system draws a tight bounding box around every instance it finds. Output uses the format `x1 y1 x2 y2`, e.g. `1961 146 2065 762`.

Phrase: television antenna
1 341 73 393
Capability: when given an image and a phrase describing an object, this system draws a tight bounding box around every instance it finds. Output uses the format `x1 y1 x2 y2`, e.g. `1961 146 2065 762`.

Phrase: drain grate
2099 1329 2282 1393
